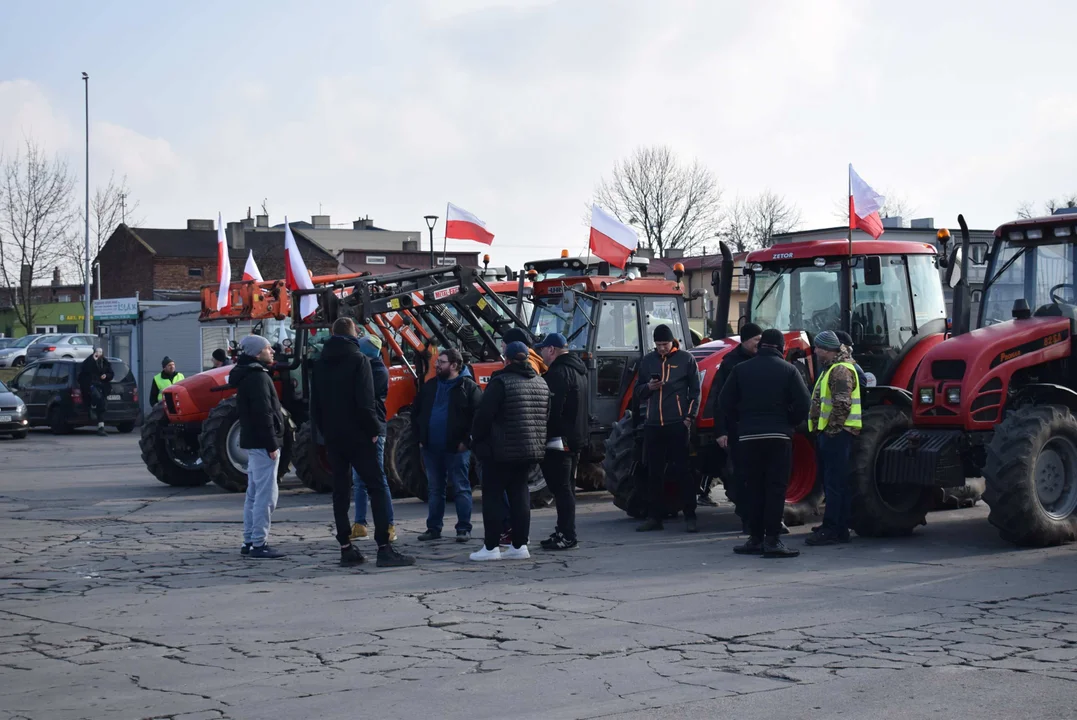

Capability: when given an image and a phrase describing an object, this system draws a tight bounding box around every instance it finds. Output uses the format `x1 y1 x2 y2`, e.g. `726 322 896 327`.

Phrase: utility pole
82 72 91 333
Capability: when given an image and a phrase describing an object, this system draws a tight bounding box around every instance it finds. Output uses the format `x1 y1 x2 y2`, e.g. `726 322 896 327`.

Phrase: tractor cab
524 252 651 282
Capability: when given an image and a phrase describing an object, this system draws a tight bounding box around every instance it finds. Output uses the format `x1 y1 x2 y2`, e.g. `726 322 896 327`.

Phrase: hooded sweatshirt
543 351 590 452
310 335 380 445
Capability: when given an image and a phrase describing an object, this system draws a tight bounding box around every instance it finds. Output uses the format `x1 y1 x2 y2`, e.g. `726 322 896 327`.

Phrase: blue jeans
422 448 473 533
817 431 853 535
243 449 280 546
352 436 393 526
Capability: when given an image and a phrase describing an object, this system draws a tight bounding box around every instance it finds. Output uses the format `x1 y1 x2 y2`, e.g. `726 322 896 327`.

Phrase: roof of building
116 225 336 263
294 227 421 254
649 251 748 278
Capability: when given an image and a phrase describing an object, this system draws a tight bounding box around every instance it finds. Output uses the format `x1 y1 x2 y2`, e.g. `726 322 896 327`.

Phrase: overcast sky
2 0 1075 270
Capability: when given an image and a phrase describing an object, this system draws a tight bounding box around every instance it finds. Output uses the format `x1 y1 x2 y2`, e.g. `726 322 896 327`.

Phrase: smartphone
650 373 660 381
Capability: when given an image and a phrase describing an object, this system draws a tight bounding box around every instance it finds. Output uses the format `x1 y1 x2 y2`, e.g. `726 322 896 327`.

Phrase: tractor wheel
603 412 648 519
575 460 606 492
200 397 293 493
983 405 1077 547
848 405 933 537
293 421 333 493
389 411 429 501
382 415 413 498
783 433 824 527
139 404 210 487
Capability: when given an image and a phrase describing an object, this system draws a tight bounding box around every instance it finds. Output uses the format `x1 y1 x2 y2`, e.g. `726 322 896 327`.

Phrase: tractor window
596 357 628 397
980 242 1027 326
595 300 640 351
643 297 686 350
852 256 915 380
531 296 593 350
907 254 947 329
750 264 842 335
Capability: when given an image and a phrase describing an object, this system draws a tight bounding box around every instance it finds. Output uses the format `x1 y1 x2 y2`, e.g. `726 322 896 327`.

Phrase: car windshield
750 263 843 335
531 295 594 350
980 240 1077 326
13 335 39 348
0 379 8 391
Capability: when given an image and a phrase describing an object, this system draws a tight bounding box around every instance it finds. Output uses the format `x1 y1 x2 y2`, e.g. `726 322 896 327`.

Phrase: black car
8 358 140 434
0 378 29 438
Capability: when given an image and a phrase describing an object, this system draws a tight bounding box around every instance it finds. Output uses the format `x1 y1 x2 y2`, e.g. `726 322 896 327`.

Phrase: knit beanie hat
503 327 532 347
759 328 785 350
814 330 841 351
239 335 271 357
740 323 762 341
359 335 383 359
653 324 675 342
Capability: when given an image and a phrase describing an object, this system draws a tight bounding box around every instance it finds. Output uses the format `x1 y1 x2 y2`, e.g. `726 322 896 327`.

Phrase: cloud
0 80 74 157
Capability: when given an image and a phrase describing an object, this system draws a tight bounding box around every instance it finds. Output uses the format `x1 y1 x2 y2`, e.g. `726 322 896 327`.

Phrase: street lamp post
82 72 91 333
424 215 439 269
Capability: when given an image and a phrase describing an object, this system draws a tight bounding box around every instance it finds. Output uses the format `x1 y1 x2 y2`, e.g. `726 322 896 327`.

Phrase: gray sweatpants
243 449 280 546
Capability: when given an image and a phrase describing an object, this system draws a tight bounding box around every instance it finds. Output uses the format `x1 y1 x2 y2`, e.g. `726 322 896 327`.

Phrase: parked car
23 333 98 364
0 334 45 367
0 338 19 350
7 358 139 434
0 378 29 439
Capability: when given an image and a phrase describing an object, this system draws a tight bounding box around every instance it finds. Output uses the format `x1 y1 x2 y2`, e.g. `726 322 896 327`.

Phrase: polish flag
214 212 231 312
849 165 886 240
445 203 494 245
589 204 638 269
242 250 263 282
284 217 317 319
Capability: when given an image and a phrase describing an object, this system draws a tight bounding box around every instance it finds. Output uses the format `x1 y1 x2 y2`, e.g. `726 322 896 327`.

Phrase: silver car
23 334 99 364
0 334 45 368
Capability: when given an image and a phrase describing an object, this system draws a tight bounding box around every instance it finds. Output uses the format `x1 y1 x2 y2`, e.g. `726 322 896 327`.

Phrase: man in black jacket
79 347 114 436
470 341 550 561
719 329 811 558
707 323 761 509
414 347 483 543
535 332 589 551
231 335 286 559
635 324 701 533
311 317 414 569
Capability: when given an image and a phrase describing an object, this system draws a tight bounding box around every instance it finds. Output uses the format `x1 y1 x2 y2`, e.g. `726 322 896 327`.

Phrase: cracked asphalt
1 431 1076 720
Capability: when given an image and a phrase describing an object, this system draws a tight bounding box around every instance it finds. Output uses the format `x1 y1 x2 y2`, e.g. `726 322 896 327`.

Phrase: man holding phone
634 324 701 533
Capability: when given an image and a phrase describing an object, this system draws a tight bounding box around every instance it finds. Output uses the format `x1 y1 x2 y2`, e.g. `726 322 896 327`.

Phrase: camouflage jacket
809 346 860 436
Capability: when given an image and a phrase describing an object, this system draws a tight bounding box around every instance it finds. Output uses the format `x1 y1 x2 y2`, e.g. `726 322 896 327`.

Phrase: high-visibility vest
809 362 862 432
153 372 185 391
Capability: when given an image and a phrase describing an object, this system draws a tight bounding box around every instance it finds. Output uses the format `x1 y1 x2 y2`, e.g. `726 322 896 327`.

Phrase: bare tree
62 173 142 288
722 191 801 252
0 139 77 334
592 145 723 257
1018 195 1077 219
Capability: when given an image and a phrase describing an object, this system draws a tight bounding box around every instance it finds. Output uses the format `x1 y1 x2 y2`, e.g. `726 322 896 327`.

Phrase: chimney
312 215 331 229
256 214 269 228
52 266 62 286
635 247 655 260
910 218 934 230
241 217 255 230
403 238 418 252
227 221 245 251
353 217 375 230
665 248 685 259
881 216 904 229
187 218 215 231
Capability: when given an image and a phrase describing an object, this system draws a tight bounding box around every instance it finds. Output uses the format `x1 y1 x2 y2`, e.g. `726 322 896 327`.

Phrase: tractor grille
931 360 966 380
970 378 1004 424
688 348 722 361
922 406 958 417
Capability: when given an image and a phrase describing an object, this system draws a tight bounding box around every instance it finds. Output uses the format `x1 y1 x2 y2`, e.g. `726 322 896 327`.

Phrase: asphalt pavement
1 429 1075 720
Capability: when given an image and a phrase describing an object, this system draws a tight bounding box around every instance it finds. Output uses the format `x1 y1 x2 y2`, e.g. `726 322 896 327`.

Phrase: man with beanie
349 335 397 543
719 329 811 558
806 330 861 546
79 347 114 436
230 335 286 559
469 340 549 561
211 348 230 368
535 332 589 551
311 317 414 568
707 322 762 510
635 324 701 533
150 357 184 406
415 347 482 543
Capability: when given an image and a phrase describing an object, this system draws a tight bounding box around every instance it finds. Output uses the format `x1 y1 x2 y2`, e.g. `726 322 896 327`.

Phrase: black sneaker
685 517 698 534
805 531 841 547
697 494 717 507
240 543 251 556
340 544 366 566
96 426 108 437
249 544 286 559
376 545 416 568
541 531 578 551
636 518 663 532
733 537 764 555
455 530 471 543
417 530 442 542
763 537 800 558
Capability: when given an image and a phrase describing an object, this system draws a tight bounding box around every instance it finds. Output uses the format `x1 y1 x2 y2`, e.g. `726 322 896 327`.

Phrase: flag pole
846 164 854 335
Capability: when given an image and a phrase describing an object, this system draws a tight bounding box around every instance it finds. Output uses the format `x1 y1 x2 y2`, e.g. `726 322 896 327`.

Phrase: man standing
709 323 761 511
211 348 230 368
469 341 549 561
635 325 701 533
230 335 285 559
806 330 862 547
535 332 588 551
311 317 414 568
415 347 482 543
350 335 397 543
719 330 811 558
150 357 184 406
78 347 114 436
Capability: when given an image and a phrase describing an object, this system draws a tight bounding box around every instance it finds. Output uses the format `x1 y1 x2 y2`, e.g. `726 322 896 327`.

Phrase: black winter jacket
412 373 483 451
310 336 381 445
79 355 114 399
717 346 811 441
708 344 752 438
472 361 550 464
635 348 700 427
544 352 590 452
370 357 389 435
229 356 285 452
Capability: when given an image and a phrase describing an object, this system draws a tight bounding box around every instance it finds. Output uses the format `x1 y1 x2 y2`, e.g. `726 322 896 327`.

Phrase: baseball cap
505 340 530 363
533 332 567 350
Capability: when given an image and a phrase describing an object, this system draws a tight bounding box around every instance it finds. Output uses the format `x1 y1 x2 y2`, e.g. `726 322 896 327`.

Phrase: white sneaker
501 544 530 560
470 546 501 562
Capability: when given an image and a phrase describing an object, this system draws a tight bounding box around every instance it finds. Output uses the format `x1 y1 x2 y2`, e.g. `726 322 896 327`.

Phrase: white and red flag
283 217 317 319
214 212 231 312
589 204 638 269
445 203 494 245
849 164 886 240
242 250 263 282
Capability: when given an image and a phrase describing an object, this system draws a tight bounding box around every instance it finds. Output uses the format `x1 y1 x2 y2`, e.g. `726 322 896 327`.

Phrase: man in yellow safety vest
806 330 861 546
150 356 185 406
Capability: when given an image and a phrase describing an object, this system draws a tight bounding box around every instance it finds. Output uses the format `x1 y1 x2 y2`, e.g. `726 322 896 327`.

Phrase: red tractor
882 212 1077 547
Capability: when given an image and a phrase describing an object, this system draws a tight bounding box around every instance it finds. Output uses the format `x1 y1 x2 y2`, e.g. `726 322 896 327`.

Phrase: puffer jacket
472 361 550 464
229 356 284 452
635 347 700 427
543 351 590 452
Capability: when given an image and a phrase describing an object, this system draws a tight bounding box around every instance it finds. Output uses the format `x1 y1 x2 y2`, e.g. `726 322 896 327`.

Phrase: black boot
763 536 800 558
636 518 664 532
340 544 365 566
376 545 416 568
733 537 764 555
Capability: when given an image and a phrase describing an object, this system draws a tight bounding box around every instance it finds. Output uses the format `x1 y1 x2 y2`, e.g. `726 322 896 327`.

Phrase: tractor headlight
946 387 961 405
919 387 935 405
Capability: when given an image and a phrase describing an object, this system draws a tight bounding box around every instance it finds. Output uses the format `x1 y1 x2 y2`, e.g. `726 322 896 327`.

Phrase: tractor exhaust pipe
712 241 734 340
951 214 972 337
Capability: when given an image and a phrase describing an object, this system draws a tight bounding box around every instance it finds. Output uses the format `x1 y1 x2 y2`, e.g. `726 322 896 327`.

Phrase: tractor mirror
969 242 989 265
863 256 883 286
947 251 964 288
560 289 576 315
